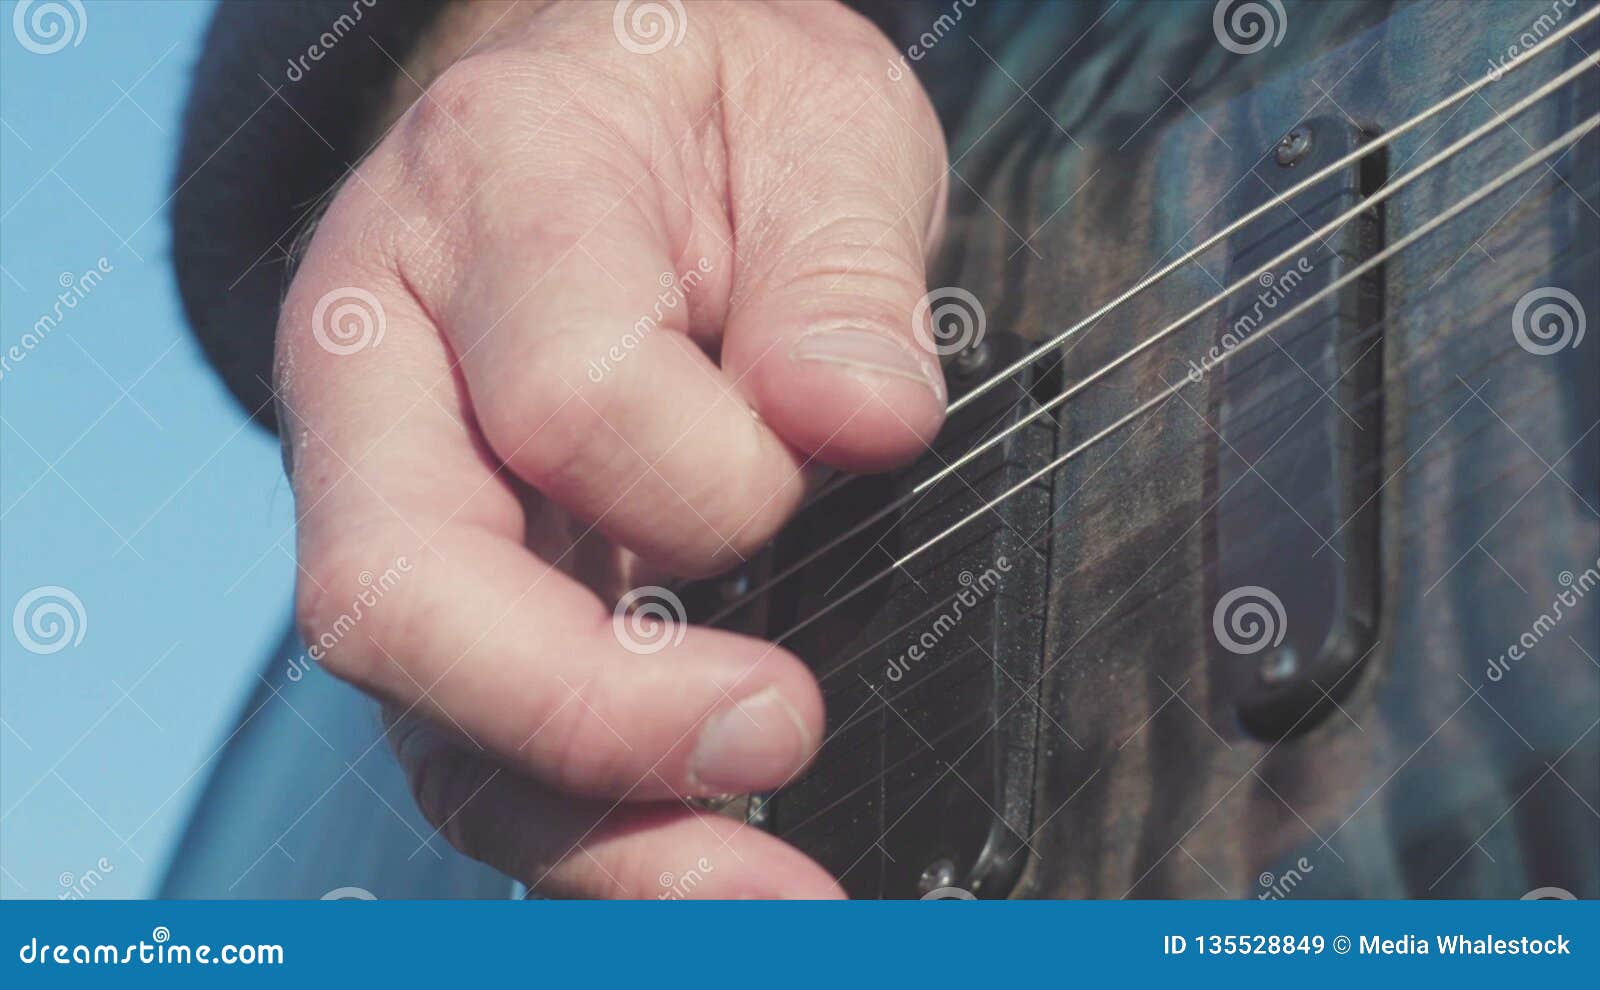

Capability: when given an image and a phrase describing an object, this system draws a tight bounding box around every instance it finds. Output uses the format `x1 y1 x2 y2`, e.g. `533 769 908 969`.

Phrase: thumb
717 37 952 473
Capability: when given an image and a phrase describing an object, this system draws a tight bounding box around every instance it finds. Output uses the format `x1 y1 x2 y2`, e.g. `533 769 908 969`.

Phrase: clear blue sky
1 0 297 898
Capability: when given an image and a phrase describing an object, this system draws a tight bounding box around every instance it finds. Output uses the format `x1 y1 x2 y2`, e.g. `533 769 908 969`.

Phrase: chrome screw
1275 127 1313 167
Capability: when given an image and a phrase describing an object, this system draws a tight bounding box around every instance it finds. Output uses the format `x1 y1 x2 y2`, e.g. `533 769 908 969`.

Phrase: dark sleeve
171 0 944 433
172 0 445 432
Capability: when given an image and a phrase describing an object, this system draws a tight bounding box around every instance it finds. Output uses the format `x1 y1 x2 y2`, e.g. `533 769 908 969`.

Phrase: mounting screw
952 338 992 379
1275 127 1313 167
1259 645 1300 686
917 857 958 895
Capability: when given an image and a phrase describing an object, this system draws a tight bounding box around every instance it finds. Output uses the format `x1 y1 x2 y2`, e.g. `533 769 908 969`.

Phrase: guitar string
789 378 1595 826
795 440 1583 827
914 61 1598 491
796 3 1600 516
780 222 1600 819
706 56 1597 625
772 201 1594 828
771 52 1600 836
810 342 1570 696
760 112 1600 649
804 274 1589 695
944 3 1599 414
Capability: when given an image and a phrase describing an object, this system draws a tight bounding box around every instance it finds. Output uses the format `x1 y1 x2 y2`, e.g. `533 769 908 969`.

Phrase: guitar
670 0 1600 899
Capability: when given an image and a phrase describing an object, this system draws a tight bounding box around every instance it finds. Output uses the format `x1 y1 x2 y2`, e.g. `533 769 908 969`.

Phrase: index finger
277 202 824 803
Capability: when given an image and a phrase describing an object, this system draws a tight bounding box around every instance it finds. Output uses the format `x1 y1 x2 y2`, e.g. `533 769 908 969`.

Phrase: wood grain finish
917 0 1599 898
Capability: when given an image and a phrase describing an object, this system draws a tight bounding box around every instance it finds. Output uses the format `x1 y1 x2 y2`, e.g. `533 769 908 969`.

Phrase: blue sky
1 0 297 898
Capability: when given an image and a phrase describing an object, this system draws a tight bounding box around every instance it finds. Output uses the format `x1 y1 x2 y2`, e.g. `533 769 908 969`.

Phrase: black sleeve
171 0 940 433
172 0 445 432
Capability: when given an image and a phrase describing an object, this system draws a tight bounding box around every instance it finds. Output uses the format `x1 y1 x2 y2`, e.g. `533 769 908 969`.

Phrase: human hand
279 0 947 897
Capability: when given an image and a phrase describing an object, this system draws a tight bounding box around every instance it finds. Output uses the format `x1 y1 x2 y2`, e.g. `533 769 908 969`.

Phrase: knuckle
758 211 927 316
405 742 494 863
539 672 633 795
406 53 527 144
471 332 618 489
276 187 404 354
292 528 402 688
801 212 926 280
386 54 537 215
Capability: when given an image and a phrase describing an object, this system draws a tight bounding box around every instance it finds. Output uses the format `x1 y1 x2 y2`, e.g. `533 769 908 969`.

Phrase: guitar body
687 0 1600 899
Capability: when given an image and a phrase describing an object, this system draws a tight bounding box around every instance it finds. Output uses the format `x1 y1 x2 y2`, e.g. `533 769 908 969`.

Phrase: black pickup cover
685 336 1055 899
1203 117 1384 740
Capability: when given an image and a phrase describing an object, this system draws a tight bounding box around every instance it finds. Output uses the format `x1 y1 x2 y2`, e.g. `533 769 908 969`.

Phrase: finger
393 59 809 576
393 710 844 899
717 19 953 472
279 198 823 801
